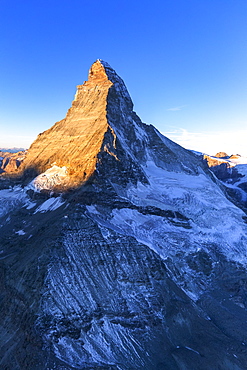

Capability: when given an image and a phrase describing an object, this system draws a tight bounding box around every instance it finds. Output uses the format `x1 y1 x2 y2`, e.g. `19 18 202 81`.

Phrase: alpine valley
1 60 247 370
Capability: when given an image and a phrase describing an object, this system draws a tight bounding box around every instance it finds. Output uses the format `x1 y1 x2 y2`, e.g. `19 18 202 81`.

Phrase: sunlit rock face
1 61 247 369
17 60 113 189
204 153 247 211
0 150 26 174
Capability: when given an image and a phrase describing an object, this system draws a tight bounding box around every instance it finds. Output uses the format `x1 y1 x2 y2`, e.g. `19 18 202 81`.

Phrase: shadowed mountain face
1 61 247 369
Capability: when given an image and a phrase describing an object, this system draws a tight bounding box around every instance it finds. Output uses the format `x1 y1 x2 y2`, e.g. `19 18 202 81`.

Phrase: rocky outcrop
204 153 247 212
0 150 26 174
215 151 229 158
203 154 230 168
203 154 240 180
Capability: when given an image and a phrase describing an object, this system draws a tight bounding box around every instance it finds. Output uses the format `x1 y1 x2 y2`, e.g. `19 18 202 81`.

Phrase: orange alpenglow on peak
86 60 111 83
9 60 134 191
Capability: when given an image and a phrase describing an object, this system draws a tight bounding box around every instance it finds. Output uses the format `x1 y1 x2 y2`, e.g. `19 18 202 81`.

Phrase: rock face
215 151 229 158
204 154 237 180
1 61 247 369
204 153 247 211
18 60 136 190
0 150 26 174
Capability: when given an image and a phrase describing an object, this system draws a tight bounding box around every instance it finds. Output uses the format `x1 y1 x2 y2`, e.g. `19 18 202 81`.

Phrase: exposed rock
215 151 229 158
16 61 118 189
0 150 27 174
203 153 247 209
230 154 242 160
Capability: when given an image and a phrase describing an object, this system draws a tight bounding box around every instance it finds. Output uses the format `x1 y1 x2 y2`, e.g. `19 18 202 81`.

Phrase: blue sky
1 0 247 155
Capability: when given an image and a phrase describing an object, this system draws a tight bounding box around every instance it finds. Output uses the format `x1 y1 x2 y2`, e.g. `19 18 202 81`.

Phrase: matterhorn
1 60 247 369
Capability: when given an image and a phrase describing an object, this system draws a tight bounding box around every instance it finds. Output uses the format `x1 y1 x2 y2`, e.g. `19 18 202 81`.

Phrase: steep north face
1 61 247 369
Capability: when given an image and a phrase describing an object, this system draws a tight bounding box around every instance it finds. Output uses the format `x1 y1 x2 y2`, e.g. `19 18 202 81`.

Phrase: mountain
1 60 247 369
0 147 26 153
0 150 26 174
204 152 247 211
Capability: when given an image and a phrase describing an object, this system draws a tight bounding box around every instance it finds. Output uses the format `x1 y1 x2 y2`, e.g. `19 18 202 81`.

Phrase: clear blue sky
1 0 247 155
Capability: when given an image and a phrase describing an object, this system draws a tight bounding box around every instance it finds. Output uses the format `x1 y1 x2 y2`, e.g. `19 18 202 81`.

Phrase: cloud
167 105 187 111
162 128 247 157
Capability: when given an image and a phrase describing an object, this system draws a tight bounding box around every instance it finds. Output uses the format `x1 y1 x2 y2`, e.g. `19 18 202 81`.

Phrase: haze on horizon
0 0 246 156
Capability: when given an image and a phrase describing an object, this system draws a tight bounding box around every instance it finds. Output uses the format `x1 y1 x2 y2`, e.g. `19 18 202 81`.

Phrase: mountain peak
9 60 136 191
85 59 133 110
86 60 110 84
2 61 200 192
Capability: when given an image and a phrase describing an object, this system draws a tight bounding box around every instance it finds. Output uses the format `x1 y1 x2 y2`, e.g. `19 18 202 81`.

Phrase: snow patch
15 230 25 235
34 197 65 213
184 346 200 355
28 165 68 192
0 186 35 218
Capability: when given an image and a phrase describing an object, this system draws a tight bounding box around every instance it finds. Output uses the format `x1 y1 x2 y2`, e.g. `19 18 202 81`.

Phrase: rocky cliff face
204 153 247 211
0 150 26 174
17 60 112 189
1 61 247 369
18 60 145 191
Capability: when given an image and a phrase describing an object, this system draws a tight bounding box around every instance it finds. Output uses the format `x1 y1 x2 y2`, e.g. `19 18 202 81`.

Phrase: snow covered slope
87 142 247 302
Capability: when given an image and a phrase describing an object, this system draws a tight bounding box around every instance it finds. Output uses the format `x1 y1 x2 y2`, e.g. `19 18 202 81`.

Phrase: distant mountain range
0 147 26 153
1 60 247 369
